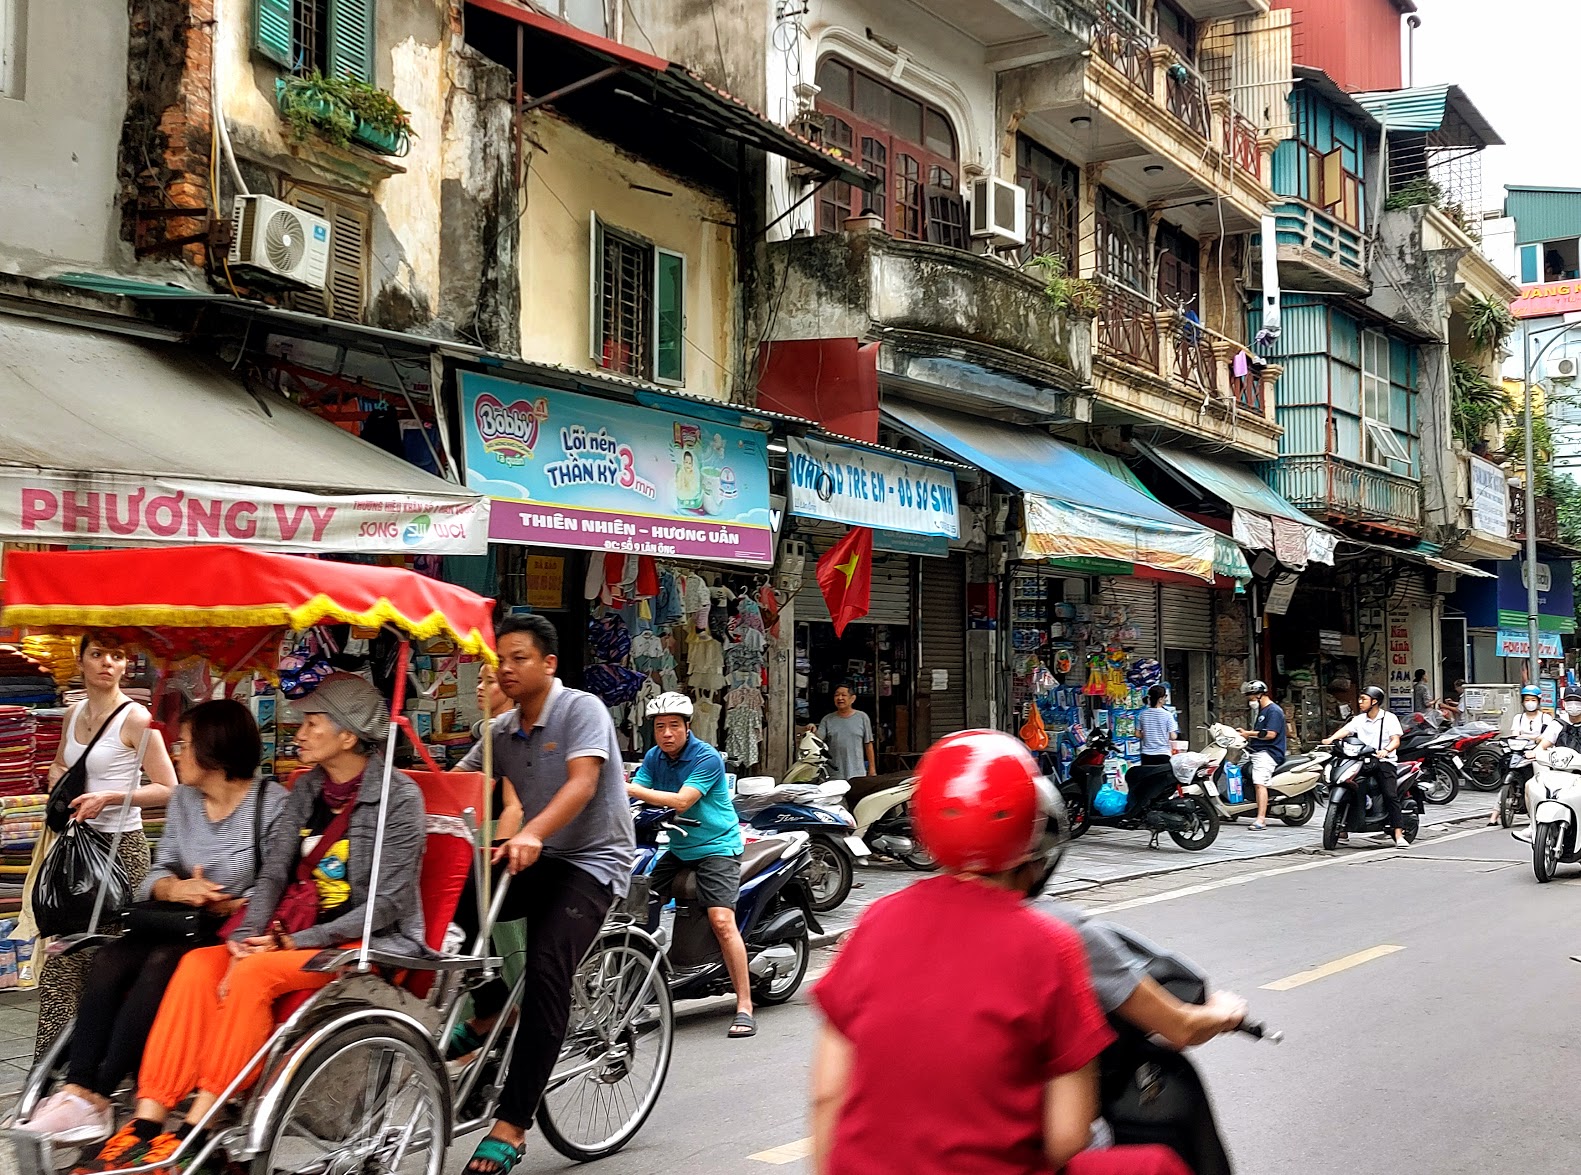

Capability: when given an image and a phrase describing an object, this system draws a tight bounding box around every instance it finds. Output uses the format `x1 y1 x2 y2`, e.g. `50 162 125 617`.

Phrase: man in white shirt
1322 685 1407 847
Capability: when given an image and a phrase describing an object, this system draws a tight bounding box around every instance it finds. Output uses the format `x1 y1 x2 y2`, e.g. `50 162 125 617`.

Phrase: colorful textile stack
0 795 44 921
0 708 35 798
19 635 76 689
0 646 58 708
32 712 62 791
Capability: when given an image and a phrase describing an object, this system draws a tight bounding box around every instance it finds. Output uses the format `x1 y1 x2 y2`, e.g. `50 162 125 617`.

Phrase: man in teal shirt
626 692 756 1037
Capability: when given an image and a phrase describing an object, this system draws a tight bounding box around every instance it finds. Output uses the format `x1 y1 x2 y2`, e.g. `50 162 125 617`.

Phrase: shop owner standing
815 684 877 781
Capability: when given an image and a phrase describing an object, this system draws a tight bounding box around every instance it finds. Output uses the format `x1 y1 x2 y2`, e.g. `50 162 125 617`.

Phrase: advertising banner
0 472 489 554
1469 456 1509 539
1497 628 1564 659
459 373 773 565
785 436 959 538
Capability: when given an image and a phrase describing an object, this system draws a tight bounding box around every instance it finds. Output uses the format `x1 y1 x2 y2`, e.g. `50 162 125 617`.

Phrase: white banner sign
786 437 959 538
1469 456 1509 540
0 472 490 554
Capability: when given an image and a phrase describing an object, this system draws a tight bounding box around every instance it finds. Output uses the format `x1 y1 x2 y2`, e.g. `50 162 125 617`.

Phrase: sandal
728 1011 757 1039
465 1136 525 1175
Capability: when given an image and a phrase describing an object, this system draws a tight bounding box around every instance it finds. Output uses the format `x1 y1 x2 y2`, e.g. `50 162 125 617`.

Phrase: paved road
493 814 1575 1175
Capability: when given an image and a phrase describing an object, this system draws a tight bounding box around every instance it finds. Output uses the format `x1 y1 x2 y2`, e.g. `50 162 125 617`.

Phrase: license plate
1452 755 1464 768
845 835 871 856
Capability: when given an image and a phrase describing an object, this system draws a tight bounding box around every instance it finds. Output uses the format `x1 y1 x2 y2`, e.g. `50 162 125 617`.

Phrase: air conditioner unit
968 176 1027 248
1549 354 1581 384
229 195 331 289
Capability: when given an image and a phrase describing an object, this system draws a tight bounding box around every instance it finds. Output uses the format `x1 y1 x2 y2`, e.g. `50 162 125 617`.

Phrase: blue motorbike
734 783 869 912
631 806 822 1005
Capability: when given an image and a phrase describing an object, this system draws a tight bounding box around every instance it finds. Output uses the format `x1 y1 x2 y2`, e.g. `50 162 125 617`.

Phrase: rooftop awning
882 400 1219 583
1351 84 1503 148
1343 539 1495 579
0 314 488 553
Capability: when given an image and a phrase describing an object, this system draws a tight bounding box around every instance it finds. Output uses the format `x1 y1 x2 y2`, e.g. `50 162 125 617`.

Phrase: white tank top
63 701 145 834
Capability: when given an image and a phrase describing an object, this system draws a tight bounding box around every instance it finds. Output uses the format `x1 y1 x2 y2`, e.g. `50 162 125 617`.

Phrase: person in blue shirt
1237 680 1288 831
626 692 755 1038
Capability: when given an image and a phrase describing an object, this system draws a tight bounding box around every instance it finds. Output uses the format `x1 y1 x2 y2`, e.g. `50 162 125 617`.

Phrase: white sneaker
17 1090 113 1147
1515 826 1535 844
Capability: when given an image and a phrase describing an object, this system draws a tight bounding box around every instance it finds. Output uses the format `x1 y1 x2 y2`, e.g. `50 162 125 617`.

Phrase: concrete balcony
1090 290 1282 459
758 225 1091 414
1250 202 1370 298
1260 453 1422 535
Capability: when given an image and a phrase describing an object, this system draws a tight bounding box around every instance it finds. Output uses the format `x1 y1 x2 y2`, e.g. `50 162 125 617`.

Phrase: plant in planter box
276 72 414 156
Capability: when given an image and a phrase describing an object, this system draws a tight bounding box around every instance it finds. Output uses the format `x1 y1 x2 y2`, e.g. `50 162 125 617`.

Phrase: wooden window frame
281 182 370 324
1015 134 1079 266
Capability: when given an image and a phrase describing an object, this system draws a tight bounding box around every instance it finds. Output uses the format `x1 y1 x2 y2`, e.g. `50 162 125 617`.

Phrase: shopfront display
1451 558 1575 682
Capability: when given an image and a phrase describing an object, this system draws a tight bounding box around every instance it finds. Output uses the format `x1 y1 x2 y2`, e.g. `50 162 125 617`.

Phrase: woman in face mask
1493 687 1559 827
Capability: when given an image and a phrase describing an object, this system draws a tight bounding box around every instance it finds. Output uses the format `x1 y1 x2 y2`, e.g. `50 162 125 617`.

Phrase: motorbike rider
1489 686 1555 828
1321 685 1407 848
810 729 1191 1175
625 692 755 1038
1236 680 1287 831
1513 686 1581 842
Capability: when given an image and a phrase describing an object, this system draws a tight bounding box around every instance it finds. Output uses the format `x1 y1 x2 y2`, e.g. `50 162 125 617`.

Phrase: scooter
844 771 933 870
1527 746 1581 883
782 730 833 786
1062 729 1220 851
734 782 868 913
1397 711 1499 804
631 806 821 1004
1098 921 1280 1174
1495 737 1539 829
1320 737 1423 849
1180 723 1327 827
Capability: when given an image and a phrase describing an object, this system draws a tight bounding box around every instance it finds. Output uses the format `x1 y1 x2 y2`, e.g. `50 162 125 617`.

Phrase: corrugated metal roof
1350 85 1503 147
51 273 226 299
1504 187 1581 245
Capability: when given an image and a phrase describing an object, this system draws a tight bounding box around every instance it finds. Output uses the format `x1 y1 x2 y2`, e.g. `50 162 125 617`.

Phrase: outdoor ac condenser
969 176 1027 248
229 194 332 289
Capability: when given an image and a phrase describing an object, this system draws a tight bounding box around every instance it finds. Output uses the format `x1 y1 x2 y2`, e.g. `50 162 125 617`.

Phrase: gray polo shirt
459 679 636 896
1042 901 1147 1013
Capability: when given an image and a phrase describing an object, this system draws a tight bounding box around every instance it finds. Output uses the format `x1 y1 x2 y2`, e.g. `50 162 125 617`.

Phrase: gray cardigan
232 755 431 956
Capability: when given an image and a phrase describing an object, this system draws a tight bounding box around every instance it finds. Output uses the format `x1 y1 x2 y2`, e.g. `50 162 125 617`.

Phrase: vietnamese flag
817 527 873 636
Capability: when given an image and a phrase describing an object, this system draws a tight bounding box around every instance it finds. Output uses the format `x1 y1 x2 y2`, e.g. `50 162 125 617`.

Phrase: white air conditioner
229 195 331 289
1548 354 1581 383
968 176 1027 248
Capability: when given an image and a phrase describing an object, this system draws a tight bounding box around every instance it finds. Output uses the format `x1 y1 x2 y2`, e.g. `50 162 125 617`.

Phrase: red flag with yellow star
816 527 873 636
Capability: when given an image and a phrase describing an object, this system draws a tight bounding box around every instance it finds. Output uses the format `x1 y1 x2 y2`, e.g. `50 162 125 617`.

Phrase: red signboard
1511 282 1581 319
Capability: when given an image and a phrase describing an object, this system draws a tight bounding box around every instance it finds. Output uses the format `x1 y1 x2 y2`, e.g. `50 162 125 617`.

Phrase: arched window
813 55 962 244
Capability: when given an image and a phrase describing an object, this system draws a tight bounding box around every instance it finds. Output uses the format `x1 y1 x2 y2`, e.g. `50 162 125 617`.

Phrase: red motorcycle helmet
914 730 1051 874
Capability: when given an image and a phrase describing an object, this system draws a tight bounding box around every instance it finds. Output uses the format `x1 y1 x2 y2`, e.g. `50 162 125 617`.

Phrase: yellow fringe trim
2 595 497 664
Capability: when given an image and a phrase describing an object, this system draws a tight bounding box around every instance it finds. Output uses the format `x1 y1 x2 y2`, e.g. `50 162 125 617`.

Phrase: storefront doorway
796 620 913 772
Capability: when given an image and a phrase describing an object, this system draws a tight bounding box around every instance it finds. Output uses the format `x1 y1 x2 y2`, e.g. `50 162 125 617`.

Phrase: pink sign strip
488 500 774 565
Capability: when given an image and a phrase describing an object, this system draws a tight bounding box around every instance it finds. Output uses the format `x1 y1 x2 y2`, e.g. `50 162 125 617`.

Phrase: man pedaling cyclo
626 691 758 1039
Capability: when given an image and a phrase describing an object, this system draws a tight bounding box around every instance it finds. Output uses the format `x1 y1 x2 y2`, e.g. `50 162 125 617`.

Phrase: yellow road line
1261 944 1404 991
748 1136 813 1164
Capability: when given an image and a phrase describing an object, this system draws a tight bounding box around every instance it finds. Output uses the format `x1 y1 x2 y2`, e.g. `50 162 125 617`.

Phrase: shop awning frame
1341 539 1495 579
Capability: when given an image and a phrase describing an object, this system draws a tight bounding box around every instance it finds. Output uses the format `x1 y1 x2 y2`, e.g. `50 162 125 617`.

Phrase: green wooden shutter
328 0 375 82
253 0 293 67
653 248 685 386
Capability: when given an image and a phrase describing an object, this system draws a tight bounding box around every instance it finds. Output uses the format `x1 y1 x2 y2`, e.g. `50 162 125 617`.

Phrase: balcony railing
1232 370 1264 413
1091 2 1154 94
1172 326 1217 395
1097 284 1159 369
1225 111 1260 178
1510 487 1560 543
1165 69 1211 140
1263 453 1422 531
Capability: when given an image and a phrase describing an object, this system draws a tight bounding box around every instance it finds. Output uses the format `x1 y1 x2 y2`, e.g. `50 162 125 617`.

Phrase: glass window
925 109 956 159
654 250 685 386
815 58 851 109
855 71 888 120
890 91 923 145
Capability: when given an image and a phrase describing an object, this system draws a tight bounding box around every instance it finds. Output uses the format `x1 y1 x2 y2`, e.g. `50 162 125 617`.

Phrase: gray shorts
651 851 742 910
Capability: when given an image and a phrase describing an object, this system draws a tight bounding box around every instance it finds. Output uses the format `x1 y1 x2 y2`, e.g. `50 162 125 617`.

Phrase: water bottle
1224 759 1244 804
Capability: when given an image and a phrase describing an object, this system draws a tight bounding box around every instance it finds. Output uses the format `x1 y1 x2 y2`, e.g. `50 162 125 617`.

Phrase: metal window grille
293 0 329 74
600 230 652 378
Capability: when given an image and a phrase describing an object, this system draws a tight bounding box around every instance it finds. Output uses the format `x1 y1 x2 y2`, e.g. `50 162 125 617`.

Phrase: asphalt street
484 816 1581 1175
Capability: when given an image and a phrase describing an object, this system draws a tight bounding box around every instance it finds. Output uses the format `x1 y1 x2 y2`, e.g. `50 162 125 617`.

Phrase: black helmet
1361 685 1387 705
1565 687 1581 703
1242 679 1269 697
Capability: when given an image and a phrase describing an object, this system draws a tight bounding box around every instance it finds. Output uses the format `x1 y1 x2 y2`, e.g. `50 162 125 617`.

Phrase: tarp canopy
0 315 488 553
882 401 1219 583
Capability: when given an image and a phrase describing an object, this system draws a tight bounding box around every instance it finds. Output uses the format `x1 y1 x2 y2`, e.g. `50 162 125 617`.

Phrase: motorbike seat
669 837 789 899
845 771 913 807
1271 754 1312 776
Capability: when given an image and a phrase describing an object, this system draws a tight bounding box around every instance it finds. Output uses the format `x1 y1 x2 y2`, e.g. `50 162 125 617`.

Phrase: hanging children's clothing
687 631 727 691
724 705 763 766
691 696 723 747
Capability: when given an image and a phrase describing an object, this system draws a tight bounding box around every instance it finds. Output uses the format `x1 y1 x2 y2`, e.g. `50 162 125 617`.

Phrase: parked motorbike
1179 723 1327 827
1496 737 1539 829
734 780 868 912
844 771 934 870
1458 726 1509 792
1320 737 1423 849
1528 747 1581 883
1099 921 1280 1174
1062 729 1220 850
1396 711 1500 804
631 806 821 1004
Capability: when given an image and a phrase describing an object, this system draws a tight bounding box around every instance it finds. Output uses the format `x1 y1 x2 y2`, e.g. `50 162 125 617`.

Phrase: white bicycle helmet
644 691 694 720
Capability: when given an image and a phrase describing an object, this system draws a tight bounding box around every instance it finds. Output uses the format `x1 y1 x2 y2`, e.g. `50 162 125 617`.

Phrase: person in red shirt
810 730 1190 1175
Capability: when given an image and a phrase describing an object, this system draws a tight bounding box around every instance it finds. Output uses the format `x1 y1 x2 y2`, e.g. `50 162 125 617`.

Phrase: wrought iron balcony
1262 453 1422 532
1510 487 1559 544
1091 2 1155 94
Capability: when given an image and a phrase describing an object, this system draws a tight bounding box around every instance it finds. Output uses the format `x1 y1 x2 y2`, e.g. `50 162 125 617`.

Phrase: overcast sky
1411 0 1578 208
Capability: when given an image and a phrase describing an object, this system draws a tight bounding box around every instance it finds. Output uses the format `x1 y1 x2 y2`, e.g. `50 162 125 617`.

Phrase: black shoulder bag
46 701 134 834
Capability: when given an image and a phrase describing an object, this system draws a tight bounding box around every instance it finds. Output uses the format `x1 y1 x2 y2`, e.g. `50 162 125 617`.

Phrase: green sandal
464 1137 524 1175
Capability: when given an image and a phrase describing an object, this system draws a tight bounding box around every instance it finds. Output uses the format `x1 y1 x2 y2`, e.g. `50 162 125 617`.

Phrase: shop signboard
0 472 488 554
1387 615 1413 715
1497 628 1564 659
1512 281 1581 319
1469 456 1509 539
785 436 959 539
525 554 565 609
873 529 950 558
459 374 774 565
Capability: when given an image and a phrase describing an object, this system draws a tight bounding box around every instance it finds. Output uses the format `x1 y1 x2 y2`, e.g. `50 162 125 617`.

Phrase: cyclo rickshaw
0 545 673 1174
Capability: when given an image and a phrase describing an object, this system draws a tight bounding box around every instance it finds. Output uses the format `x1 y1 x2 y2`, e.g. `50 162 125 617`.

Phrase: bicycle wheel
538 935 674 1162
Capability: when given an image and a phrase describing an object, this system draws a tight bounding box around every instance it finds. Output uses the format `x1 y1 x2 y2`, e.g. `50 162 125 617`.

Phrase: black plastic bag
33 822 130 939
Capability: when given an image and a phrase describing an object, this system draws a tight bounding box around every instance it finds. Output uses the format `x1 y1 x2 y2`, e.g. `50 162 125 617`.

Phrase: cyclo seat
670 837 787 899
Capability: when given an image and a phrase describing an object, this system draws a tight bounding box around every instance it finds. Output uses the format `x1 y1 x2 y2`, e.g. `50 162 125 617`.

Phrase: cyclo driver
1321 685 1407 848
810 729 1191 1175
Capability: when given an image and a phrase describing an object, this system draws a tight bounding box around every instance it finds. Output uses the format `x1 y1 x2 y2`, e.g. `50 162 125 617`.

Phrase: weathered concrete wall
0 0 132 274
622 0 768 105
519 111 738 402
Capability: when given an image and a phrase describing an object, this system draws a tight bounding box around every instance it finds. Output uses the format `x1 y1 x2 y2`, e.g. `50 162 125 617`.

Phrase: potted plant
275 72 414 157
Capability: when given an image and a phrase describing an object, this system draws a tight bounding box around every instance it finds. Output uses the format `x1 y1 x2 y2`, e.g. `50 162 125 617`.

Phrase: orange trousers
137 945 334 1109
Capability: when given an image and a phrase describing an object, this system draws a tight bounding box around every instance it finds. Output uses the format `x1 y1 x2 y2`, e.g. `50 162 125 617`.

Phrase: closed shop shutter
797 544 912 626
1161 583 1214 650
1096 577 1159 659
1391 574 1434 610
920 553 967 739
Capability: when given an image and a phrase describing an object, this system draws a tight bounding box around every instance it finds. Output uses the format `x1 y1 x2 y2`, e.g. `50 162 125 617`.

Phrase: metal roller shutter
797 547 913 626
1096 577 1159 659
1391 574 1434 609
921 553 967 739
1161 584 1214 650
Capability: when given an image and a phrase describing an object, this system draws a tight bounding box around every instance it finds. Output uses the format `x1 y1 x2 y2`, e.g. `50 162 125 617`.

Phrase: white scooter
1528 745 1581 882
1177 723 1329 827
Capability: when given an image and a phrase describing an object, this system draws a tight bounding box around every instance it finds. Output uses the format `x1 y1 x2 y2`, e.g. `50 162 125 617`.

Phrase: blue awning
1137 442 1316 526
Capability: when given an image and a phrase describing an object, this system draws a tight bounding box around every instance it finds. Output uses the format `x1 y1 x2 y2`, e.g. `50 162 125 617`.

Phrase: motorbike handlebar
1236 1018 1283 1044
